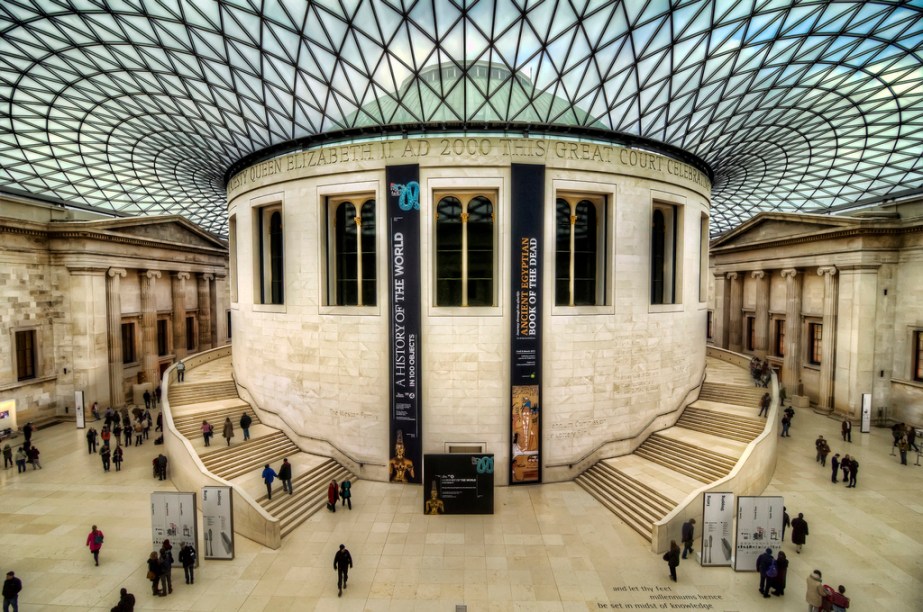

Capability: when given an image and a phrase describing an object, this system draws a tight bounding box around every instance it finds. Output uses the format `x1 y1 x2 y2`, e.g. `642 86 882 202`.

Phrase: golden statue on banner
424 480 445 515
389 430 415 482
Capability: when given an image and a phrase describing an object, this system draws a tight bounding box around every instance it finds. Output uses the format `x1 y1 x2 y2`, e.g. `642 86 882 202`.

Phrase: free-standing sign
702 492 735 566
202 486 234 559
387 164 422 483
151 492 197 552
0 400 16 437
423 454 494 514
509 164 545 485
75 390 85 429
734 496 784 571
861 393 871 433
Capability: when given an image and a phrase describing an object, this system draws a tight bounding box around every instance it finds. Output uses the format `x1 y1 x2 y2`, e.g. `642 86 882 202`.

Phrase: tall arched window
651 202 682 305
256 205 284 305
435 192 495 307
328 196 376 306
555 195 607 306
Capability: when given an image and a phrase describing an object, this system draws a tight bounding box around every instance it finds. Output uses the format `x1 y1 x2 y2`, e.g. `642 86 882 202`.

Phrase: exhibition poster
734 496 784 571
701 492 735 566
202 486 234 560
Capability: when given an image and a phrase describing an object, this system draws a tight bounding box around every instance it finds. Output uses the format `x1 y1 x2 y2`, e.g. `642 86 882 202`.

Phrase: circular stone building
228 65 712 486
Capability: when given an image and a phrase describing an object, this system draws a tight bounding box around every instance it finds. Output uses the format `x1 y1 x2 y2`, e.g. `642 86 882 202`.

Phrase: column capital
144 269 162 280
726 272 738 281
780 268 800 279
713 270 728 279
817 266 838 277
200 272 215 281
751 270 766 280
172 271 191 281
107 267 127 278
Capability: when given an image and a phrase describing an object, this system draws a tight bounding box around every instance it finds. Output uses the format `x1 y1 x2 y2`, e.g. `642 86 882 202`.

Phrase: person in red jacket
86 525 104 566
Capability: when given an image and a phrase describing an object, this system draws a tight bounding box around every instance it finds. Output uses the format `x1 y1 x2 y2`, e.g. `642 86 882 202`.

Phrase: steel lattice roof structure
1 1 922 237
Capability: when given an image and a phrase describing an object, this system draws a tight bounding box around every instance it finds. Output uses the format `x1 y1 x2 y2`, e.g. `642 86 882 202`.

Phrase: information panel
423 454 494 515
387 164 422 483
701 492 735 566
150 492 196 552
861 393 871 433
734 496 784 571
509 163 545 485
202 486 234 559
75 390 85 429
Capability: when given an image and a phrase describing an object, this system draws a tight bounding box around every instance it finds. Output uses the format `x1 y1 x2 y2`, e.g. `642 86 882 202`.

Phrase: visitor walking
770 550 788 596
756 547 774 598
14 447 27 473
175 361 185 382
222 418 234 446
86 525 104 566
261 464 277 500
2 570 22 612
805 569 825 612
179 542 196 584
847 458 859 488
239 413 252 441
662 540 680 582
27 445 41 469
340 478 352 509
201 420 212 447
278 458 293 495
830 453 839 483
2 444 11 469
86 427 98 454
158 541 173 595
327 479 339 512
791 513 809 553
333 544 353 596
681 518 695 559
113 444 124 472
100 445 111 472
841 419 851 443
146 552 162 596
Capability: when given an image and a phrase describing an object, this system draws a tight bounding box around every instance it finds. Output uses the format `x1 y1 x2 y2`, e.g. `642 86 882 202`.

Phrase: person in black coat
334 544 353 596
146 552 162 596
178 542 196 584
681 518 695 559
756 547 774 597
770 551 789 596
791 513 809 553
663 540 680 582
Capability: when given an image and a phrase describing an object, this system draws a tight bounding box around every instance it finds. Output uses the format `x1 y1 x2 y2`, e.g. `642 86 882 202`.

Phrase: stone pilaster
752 270 770 356
106 268 127 407
141 270 162 386
781 269 803 395
197 273 214 352
727 272 743 353
833 266 879 416
713 272 730 348
171 272 190 360
818 266 838 411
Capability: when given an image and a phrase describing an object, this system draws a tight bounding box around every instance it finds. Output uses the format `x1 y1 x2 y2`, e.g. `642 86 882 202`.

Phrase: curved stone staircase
576 370 767 543
168 363 356 538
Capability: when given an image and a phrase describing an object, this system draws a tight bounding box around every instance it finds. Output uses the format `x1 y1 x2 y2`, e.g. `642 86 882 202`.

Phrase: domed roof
1 1 921 236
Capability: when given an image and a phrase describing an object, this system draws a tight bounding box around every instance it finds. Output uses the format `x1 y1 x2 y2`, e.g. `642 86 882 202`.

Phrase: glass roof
1 0 921 236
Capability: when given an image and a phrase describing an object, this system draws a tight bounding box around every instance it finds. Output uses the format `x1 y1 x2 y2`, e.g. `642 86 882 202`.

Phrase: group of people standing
2 422 41 474
145 539 196 597
892 422 919 465
816 433 859 488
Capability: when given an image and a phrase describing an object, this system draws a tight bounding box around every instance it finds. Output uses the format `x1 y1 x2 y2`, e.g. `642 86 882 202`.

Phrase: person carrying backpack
756 547 774 598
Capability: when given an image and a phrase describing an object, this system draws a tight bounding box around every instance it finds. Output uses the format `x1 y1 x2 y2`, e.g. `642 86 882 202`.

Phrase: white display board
202 486 234 559
861 393 871 433
734 496 784 571
75 390 85 429
0 400 16 438
701 492 735 566
151 492 197 551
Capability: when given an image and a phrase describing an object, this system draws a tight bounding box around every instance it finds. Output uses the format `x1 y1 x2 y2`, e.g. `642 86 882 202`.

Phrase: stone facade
708 199 923 426
228 136 712 484
0 196 229 424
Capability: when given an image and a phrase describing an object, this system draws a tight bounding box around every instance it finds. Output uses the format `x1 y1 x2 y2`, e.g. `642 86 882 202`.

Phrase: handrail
545 368 707 469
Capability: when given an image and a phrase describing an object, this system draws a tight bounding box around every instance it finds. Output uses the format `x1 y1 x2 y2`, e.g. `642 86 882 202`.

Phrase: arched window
328 196 376 306
435 193 495 307
555 195 607 306
256 205 284 305
651 202 682 305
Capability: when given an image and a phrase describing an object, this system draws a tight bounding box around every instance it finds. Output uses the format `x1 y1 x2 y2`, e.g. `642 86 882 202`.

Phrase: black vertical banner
510 163 544 484
387 164 421 483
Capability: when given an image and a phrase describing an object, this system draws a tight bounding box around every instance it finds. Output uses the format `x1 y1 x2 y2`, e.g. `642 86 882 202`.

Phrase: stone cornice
711 224 923 256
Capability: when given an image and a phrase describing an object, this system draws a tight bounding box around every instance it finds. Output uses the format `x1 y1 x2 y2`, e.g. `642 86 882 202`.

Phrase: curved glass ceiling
1 1 922 236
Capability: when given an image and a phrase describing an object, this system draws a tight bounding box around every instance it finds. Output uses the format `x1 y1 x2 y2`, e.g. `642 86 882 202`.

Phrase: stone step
699 382 766 407
576 471 654 541
173 406 261 438
169 380 238 406
201 433 300 481
634 435 735 483
257 460 357 538
677 407 764 443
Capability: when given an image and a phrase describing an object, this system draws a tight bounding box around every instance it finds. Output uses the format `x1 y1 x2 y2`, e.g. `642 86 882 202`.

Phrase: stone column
171 272 190 360
780 269 803 396
727 272 743 353
141 270 162 386
833 266 879 416
713 272 730 348
106 268 127 407
210 274 221 347
818 266 838 412
752 270 770 357
197 273 214 352
213 275 227 346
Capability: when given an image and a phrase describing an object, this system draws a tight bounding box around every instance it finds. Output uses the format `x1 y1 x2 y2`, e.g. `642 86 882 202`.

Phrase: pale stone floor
0 407 921 611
